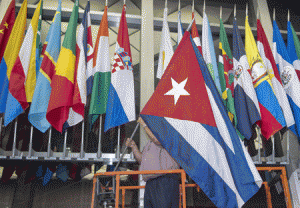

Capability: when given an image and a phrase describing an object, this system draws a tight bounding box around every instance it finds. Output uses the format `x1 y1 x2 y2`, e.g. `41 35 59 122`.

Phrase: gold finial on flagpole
273 8 275 21
288 9 290 22
165 0 167 8
178 0 180 11
234 4 236 18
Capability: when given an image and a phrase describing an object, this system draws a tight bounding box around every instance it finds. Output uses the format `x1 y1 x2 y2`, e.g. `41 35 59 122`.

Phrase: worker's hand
125 138 136 148
137 117 146 127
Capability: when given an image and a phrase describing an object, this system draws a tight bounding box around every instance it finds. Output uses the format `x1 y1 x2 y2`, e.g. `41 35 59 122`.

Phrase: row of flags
0 0 136 135
152 2 300 207
159 3 300 143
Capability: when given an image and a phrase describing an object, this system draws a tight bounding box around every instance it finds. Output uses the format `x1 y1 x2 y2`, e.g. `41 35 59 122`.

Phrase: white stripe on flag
165 116 244 207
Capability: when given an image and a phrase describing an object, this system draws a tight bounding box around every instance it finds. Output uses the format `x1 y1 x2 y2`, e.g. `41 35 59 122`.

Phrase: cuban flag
140 31 262 208
232 18 261 140
104 4 136 132
273 20 300 138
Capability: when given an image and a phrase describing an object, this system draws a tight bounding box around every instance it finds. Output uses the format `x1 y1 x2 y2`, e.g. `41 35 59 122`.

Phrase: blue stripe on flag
287 94 300 140
104 84 129 132
86 75 93 96
28 73 51 132
141 114 260 207
255 80 286 127
234 84 257 139
4 92 23 126
0 58 8 113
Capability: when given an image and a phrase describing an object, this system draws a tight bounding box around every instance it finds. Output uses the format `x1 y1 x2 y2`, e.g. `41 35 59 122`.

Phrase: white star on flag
165 78 190 105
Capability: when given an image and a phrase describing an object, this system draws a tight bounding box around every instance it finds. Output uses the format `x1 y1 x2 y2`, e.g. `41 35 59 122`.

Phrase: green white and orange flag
89 5 111 125
218 18 237 126
46 0 79 132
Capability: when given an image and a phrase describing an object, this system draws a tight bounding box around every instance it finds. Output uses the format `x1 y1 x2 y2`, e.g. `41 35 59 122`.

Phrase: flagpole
288 9 290 22
116 125 121 159
192 0 194 13
80 121 85 158
97 115 102 158
28 125 34 158
0 116 2 138
287 130 290 164
203 0 205 13
220 6 222 19
47 127 52 158
165 0 167 9
113 122 140 172
273 8 275 21
105 0 108 6
246 3 248 18
271 135 275 163
234 4 236 18
186 17 195 32
63 130 68 158
124 0 126 5
178 0 180 11
12 118 18 158
103 122 140 189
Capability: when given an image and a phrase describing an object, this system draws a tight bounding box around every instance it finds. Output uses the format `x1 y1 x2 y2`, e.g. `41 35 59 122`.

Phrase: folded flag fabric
0 0 27 114
177 9 184 45
191 12 202 55
232 18 261 140
46 0 79 133
257 19 295 134
89 5 111 126
273 20 300 138
0 0 15 64
84 1 94 97
4 0 43 126
287 21 300 80
156 7 174 79
218 18 237 126
202 11 222 94
104 4 136 132
66 0 92 127
245 16 286 139
29 0 62 133
140 31 262 208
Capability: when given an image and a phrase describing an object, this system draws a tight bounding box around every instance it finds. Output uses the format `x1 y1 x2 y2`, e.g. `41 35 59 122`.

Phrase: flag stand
0 116 6 158
27 125 37 159
116 126 121 159
97 115 102 158
63 130 68 158
80 121 85 158
46 127 53 158
103 122 140 190
11 118 21 159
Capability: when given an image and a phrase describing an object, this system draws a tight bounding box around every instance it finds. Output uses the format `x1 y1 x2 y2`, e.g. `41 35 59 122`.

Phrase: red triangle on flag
141 32 216 127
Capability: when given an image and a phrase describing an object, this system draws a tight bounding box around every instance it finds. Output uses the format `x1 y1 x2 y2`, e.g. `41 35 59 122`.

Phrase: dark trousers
144 174 179 208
